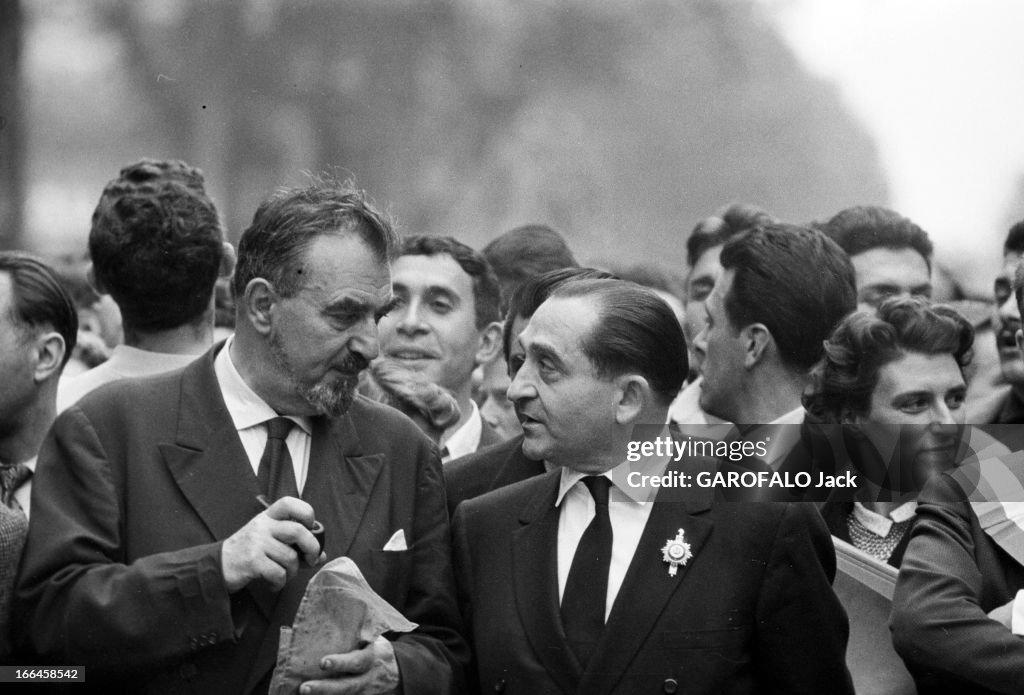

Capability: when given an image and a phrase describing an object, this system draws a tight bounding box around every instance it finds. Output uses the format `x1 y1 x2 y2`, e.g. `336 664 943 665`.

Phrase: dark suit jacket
444 435 546 517
452 457 853 695
15 347 467 694
891 473 1024 694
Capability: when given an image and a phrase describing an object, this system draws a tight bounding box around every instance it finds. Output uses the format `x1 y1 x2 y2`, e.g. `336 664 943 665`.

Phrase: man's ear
742 323 773 369
86 263 108 296
33 331 66 384
242 279 277 335
219 242 237 279
474 321 503 366
613 374 651 425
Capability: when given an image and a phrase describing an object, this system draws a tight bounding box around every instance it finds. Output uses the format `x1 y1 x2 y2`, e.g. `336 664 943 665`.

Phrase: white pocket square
383 529 407 551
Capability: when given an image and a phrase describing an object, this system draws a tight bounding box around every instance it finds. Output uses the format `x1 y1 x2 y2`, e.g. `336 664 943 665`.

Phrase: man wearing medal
451 278 853 694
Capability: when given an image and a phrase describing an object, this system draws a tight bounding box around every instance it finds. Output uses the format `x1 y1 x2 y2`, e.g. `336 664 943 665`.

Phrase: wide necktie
561 475 613 669
0 463 31 512
257 417 298 500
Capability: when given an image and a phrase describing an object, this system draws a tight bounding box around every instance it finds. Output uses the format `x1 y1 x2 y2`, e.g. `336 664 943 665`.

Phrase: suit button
493 678 506 692
663 678 678 694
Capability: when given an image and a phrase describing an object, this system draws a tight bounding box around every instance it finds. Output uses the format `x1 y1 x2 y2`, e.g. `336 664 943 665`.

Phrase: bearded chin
270 333 358 417
304 378 357 417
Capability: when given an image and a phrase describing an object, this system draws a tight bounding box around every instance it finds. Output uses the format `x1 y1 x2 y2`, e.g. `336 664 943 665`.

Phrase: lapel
577 458 717 695
159 347 264 542
243 401 387 695
158 348 277 620
303 409 386 557
512 470 580 695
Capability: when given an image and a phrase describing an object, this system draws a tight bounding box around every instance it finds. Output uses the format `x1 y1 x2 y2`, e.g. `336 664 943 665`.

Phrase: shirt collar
852 500 917 537
213 336 312 435
769 406 806 425
555 447 672 507
442 401 482 460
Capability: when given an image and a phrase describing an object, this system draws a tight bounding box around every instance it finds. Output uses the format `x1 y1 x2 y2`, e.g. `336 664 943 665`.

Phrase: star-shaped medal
661 528 692 577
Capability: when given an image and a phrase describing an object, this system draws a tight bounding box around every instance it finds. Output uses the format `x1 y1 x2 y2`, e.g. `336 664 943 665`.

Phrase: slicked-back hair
482 224 578 310
233 179 399 300
720 224 857 372
823 205 933 272
686 202 776 268
1004 218 1024 255
400 235 501 330
0 252 78 368
804 297 974 422
548 278 688 407
502 267 617 362
90 159 225 332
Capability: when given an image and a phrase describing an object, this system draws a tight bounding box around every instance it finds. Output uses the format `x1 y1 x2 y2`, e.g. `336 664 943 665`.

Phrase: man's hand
299 636 400 695
221 496 325 592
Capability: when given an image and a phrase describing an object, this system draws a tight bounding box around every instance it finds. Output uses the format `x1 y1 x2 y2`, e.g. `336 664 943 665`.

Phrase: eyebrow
393 280 462 301
325 295 396 317
891 390 932 404
423 286 461 304
528 342 566 372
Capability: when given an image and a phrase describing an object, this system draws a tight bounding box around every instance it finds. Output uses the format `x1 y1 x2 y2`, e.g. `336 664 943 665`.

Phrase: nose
998 292 1021 320
928 401 959 428
396 298 428 335
506 363 536 404
349 315 380 363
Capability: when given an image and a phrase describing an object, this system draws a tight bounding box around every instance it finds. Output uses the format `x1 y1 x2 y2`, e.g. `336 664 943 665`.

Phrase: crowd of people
1 157 1023 693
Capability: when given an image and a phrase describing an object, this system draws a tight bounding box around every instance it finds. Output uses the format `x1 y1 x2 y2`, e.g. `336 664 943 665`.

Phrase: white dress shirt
213 338 312 493
556 453 670 621
441 401 483 463
12 457 35 519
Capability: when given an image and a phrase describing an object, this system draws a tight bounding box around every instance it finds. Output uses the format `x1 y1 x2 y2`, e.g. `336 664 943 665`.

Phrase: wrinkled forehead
519 296 598 353
851 247 930 288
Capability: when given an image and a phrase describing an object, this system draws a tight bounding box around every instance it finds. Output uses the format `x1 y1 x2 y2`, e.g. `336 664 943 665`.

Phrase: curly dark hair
89 159 224 332
803 296 974 422
399 235 501 329
822 205 934 272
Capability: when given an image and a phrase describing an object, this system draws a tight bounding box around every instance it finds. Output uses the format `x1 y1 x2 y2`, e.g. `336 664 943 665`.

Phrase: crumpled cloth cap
269 556 417 694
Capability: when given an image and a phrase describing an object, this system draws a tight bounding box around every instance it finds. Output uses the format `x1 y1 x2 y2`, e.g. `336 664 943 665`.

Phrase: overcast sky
764 0 1024 293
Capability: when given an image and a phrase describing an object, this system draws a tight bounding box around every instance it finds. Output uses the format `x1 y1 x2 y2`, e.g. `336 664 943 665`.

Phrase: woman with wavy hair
803 296 974 567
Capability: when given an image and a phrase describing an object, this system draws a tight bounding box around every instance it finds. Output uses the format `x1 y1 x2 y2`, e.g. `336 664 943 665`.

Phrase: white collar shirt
213 337 313 493
442 401 482 463
555 453 670 621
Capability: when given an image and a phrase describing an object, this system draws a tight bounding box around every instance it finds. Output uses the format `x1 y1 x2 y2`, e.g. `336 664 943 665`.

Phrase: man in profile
694 223 856 426
453 278 851 693
57 158 234 411
445 267 613 516
0 252 77 656
18 181 466 693
990 218 1024 423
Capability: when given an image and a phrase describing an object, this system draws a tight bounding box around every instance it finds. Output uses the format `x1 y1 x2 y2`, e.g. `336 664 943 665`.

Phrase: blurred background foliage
3 0 887 273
